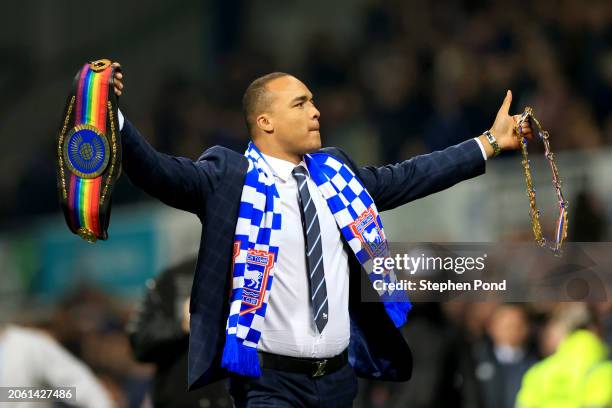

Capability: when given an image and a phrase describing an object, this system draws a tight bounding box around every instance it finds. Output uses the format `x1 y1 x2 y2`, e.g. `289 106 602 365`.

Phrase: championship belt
516 107 568 255
56 59 121 243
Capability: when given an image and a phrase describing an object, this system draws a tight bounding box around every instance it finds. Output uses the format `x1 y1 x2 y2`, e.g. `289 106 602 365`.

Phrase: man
474 304 538 408
111 64 532 407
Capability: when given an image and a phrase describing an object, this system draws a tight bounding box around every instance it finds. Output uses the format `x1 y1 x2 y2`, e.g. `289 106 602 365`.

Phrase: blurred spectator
357 43 428 162
127 259 231 408
50 287 151 407
473 304 538 408
516 303 612 408
569 177 608 242
0 323 113 407
593 301 612 349
462 302 500 342
358 303 482 408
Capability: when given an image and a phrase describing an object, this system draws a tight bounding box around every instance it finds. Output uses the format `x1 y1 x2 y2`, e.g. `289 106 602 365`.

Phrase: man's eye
296 102 304 108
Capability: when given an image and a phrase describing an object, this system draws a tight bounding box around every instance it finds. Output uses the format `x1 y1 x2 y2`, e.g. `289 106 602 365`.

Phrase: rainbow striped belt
57 59 122 242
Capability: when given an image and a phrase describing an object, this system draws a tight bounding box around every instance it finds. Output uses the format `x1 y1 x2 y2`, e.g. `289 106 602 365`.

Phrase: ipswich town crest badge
231 243 275 315
349 206 388 260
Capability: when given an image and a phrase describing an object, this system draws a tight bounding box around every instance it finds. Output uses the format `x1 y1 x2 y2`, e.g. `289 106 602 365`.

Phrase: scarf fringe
221 334 262 377
383 300 412 329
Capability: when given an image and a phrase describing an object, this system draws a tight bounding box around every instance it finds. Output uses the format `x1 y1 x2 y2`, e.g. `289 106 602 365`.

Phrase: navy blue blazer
120 120 486 390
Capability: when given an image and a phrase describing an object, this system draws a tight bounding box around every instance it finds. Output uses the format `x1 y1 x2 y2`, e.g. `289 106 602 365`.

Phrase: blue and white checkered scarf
221 142 411 377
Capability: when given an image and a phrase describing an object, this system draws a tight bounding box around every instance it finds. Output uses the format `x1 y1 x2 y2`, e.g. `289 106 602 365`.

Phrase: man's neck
253 141 302 164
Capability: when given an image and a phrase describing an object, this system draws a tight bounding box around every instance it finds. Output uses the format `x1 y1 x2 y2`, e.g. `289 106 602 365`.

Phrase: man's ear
256 114 274 133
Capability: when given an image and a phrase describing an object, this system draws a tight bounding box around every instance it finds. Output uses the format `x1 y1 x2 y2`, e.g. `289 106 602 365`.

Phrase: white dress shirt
474 138 488 161
257 154 351 359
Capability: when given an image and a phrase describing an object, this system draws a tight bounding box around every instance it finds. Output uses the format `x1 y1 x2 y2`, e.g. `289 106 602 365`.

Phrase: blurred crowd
2 214 610 407
144 0 612 163
3 294 610 407
2 0 612 224
359 301 612 408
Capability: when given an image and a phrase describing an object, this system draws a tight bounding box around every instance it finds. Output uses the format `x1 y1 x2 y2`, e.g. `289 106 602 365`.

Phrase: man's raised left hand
480 90 534 157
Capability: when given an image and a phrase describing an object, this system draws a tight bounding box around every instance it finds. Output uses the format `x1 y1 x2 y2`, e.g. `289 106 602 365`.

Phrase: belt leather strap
257 349 348 378
57 59 121 242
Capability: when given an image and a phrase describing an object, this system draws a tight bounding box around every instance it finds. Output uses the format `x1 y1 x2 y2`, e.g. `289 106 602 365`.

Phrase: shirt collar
261 153 309 182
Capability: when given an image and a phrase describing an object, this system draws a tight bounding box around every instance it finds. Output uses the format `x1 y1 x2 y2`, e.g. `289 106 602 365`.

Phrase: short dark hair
242 72 290 133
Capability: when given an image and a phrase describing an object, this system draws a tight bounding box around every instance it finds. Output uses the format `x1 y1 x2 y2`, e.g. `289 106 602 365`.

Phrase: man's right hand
112 62 123 96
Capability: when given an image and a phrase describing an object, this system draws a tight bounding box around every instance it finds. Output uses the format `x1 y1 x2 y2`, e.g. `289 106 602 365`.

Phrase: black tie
292 165 328 334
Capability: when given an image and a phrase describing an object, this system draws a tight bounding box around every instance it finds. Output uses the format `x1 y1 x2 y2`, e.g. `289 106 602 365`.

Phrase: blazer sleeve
121 119 226 214
324 139 486 212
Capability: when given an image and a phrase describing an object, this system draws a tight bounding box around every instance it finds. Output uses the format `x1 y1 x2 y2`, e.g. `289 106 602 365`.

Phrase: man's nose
311 105 320 119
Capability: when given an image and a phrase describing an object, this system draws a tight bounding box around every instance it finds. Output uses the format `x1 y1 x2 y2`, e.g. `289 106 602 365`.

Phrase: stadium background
0 0 610 406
